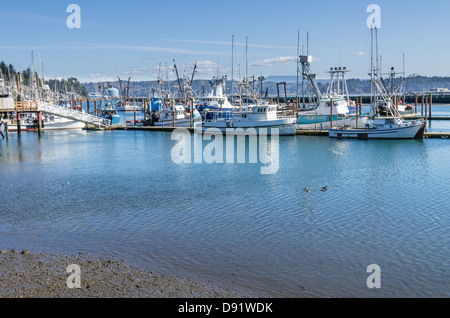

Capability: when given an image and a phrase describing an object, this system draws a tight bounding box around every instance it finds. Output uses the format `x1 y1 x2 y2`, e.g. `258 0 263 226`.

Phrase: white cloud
87 72 115 82
251 56 298 67
163 39 294 50
356 52 367 56
177 60 228 78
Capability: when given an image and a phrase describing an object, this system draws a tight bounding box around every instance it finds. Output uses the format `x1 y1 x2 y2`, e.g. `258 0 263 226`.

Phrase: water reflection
0 128 449 297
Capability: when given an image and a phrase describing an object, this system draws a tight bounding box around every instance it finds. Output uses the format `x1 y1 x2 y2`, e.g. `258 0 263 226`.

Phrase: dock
108 125 450 139
106 125 195 132
295 129 450 139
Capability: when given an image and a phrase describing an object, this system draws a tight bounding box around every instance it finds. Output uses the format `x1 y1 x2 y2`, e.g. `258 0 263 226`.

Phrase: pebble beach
0 249 248 298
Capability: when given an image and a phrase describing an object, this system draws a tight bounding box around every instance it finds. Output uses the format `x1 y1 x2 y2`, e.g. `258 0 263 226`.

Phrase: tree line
0 60 88 97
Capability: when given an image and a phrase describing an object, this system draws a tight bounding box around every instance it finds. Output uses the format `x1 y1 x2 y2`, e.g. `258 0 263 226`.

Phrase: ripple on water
1 130 449 297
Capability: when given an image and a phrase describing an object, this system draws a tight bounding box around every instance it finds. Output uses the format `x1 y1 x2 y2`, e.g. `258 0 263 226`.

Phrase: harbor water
0 110 449 297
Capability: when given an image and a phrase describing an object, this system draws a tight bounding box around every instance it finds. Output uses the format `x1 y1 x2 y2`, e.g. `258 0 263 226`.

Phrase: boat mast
245 36 248 85
296 30 300 109
402 53 406 100
173 59 184 104
370 27 374 110
232 36 235 103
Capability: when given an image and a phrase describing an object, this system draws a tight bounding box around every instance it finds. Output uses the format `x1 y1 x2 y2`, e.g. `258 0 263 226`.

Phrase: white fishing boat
116 101 142 112
7 112 86 131
202 103 297 136
328 116 425 139
329 28 425 140
89 92 102 100
197 76 237 114
152 104 198 127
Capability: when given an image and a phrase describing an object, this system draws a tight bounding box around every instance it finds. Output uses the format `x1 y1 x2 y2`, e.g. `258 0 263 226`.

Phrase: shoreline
0 249 254 298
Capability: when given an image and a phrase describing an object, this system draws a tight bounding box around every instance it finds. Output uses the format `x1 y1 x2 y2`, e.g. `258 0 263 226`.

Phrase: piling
172 107 175 127
421 95 424 116
425 97 428 132
356 100 359 128
37 112 43 136
143 100 147 121
330 98 333 127
5 122 9 139
94 99 97 116
190 99 193 128
429 94 433 119
415 94 418 113
17 112 21 135
87 99 90 114
359 96 363 115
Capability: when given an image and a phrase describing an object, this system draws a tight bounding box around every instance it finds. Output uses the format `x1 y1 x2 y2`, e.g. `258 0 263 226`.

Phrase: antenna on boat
231 35 234 107
370 27 374 108
173 59 184 103
245 36 248 84
307 32 309 56
376 27 379 81
296 30 300 109
402 53 406 97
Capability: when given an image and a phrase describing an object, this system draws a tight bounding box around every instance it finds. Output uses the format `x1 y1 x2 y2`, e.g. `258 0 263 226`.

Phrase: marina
2 0 450 301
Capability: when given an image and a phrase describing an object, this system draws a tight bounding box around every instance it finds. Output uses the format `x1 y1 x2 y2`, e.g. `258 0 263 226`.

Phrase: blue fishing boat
297 54 365 130
96 84 120 125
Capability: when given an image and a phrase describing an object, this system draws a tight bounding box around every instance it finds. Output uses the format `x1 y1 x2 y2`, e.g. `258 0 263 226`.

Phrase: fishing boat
196 76 237 115
95 90 121 125
297 94 366 130
96 101 120 125
297 56 367 130
7 113 86 131
115 101 142 112
89 92 102 99
329 28 425 140
151 104 198 127
202 103 297 136
328 116 425 139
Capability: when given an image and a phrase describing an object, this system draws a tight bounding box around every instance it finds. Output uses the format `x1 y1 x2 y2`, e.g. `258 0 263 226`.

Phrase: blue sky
1 0 449 83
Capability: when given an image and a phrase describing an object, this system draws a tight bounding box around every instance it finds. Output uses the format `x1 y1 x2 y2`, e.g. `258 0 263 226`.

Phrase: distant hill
84 75 450 98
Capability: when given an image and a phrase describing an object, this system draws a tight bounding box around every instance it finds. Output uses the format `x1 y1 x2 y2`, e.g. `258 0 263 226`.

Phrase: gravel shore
0 249 246 298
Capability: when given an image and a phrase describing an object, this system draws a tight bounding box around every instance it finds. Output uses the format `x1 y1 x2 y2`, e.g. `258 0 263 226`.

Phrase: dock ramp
15 101 111 127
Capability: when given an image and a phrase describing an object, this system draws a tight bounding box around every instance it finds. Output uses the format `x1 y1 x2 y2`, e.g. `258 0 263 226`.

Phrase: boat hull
153 118 192 127
329 123 425 139
8 119 86 131
116 107 142 112
202 122 297 136
297 115 369 130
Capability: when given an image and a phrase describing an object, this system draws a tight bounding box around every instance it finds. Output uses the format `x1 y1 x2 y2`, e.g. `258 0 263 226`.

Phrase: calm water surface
0 113 449 297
